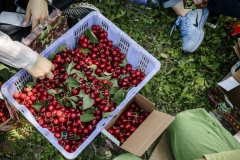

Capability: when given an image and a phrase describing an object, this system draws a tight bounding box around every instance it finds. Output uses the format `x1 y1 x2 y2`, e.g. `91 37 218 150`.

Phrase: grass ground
0 0 239 159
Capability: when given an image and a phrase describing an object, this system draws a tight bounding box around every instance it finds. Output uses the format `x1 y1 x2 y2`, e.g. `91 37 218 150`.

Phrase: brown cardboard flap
221 85 240 110
232 69 240 83
218 69 240 110
149 134 174 160
234 44 240 59
135 94 155 113
121 111 175 156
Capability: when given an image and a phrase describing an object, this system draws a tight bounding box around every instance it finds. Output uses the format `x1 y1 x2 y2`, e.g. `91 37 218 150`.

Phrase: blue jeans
163 0 180 8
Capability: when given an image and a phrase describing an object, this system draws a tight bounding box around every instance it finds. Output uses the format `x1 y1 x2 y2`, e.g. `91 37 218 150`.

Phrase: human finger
51 65 55 71
31 19 39 30
23 7 31 26
39 76 45 80
46 71 54 80
40 15 48 24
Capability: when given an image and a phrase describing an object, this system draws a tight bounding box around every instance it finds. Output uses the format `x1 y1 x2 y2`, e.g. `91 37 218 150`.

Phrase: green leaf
65 77 80 86
70 69 85 78
47 89 57 95
119 57 128 67
69 96 78 102
48 53 56 61
67 83 79 89
80 113 96 122
67 134 81 140
180 86 188 99
165 68 176 75
186 58 194 63
67 61 75 75
57 89 63 94
102 111 114 118
55 44 67 53
77 90 85 98
113 89 127 104
85 109 96 114
32 102 48 111
39 31 46 40
81 48 91 54
87 64 97 70
26 81 37 90
70 69 78 74
113 153 141 160
0 63 17 81
85 28 99 44
69 99 76 108
110 79 119 87
110 87 118 94
90 155 99 160
82 94 94 110
160 53 168 59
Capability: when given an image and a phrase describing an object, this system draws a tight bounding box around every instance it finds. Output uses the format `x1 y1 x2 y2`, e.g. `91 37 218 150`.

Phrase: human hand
23 0 48 30
27 54 54 80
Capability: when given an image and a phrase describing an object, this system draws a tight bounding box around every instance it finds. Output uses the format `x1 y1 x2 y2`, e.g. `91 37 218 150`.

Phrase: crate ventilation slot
74 22 89 43
139 56 149 73
118 38 129 54
15 73 32 92
101 22 108 31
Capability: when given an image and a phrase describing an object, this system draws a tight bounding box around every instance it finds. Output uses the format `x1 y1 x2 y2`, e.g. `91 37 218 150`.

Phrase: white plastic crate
1 11 160 159
115 0 148 4
222 60 240 81
129 0 148 4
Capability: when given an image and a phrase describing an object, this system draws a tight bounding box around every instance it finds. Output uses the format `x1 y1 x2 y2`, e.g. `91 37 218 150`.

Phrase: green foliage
0 63 17 82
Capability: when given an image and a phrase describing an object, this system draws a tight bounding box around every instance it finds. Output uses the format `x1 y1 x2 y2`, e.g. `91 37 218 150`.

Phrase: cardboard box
101 94 174 156
183 0 209 9
233 38 240 59
149 134 174 160
207 40 240 135
0 96 20 131
208 70 240 135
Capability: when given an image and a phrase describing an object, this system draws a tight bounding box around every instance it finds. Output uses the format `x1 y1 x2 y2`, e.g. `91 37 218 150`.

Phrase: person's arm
0 31 54 79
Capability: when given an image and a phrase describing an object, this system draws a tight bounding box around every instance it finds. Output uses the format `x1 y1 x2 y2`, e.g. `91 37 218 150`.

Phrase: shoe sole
184 8 209 53
63 2 100 19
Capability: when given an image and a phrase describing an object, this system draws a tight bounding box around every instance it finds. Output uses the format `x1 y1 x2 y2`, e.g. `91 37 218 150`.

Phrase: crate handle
231 60 240 74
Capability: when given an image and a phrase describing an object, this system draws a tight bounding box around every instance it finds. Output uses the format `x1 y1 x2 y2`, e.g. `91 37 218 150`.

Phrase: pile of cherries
0 99 10 124
13 25 146 153
107 102 150 143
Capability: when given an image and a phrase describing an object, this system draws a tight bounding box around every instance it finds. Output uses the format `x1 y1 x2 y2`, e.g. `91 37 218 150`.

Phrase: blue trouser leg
162 0 181 8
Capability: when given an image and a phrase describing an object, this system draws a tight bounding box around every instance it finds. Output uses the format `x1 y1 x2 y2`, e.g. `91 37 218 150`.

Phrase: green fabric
165 108 240 160
204 149 240 160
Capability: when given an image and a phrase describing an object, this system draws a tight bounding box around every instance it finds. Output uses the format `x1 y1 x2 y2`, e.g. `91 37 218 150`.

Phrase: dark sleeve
158 0 169 4
207 0 240 18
